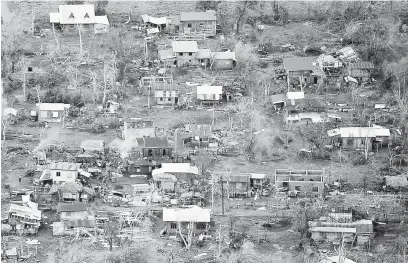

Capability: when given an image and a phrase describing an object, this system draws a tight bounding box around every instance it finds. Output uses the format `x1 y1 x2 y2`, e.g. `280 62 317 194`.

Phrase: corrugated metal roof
172 41 198 53
95 15 109 25
163 206 211 222
37 103 70 111
57 202 87 212
270 94 286 103
223 174 251 183
283 57 316 72
141 14 167 25
196 49 211 59
58 5 95 24
9 204 41 220
180 11 216 21
153 163 199 175
349 62 374 70
152 173 177 182
158 49 176 60
49 162 81 171
197 86 222 95
63 219 96 228
212 52 235 60
136 137 170 148
327 127 390 138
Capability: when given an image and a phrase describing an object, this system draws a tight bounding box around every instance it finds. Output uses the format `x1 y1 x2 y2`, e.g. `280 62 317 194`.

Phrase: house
172 41 199 67
275 169 326 197
222 174 251 198
137 137 172 158
336 46 359 62
80 140 106 154
319 256 356 263
152 163 199 184
139 76 175 95
158 49 177 65
52 219 97 236
196 49 212 67
196 86 223 105
154 89 179 105
163 206 211 235
126 159 161 177
50 5 109 35
179 11 216 36
182 123 219 149
152 173 177 192
26 59 47 76
211 52 236 70
50 181 84 202
313 54 343 73
115 176 151 198
282 58 323 90
298 98 326 112
384 175 408 189
141 14 167 31
122 118 155 141
8 203 42 233
327 126 391 150
249 173 266 190
347 62 375 79
37 103 70 123
57 202 88 221
270 94 286 110
309 218 373 245
49 162 81 185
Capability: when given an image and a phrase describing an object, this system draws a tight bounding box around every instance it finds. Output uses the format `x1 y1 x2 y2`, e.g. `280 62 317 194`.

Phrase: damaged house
196 86 223 106
347 62 375 80
327 126 390 151
8 203 42 234
80 140 106 155
283 57 324 91
211 52 236 70
140 76 174 95
284 97 326 128
152 163 199 187
49 162 81 185
275 169 326 197
309 211 374 246
141 14 167 31
50 4 109 35
222 173 266 198
179 11 217 36
36 103 70 123
183 123 219 149
137 137 172 158
162 206 211 235
57 202 89 221
122 118 155 142
172 41 199 67
154 89 179 105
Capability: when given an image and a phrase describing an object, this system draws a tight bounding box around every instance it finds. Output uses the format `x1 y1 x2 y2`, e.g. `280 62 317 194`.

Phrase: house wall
94 23 109 34
176 52 198 67
340 137 373 150
38 110 64 123
127 165 153 176
288 70 313 85
60 211 88 221
348 68 371 78
141 148 172 158
276 180 324 195
197 93 221 101
62 24 95 35
180 20 216 35
52 170 78 184
224 182 250 197
155 90 178 105
213 59 234 70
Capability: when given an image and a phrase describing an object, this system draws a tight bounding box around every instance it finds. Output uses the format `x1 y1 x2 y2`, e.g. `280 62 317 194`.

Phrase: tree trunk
52 24 60 52
32 12 35 37
22 71 26 101
77 24 82 55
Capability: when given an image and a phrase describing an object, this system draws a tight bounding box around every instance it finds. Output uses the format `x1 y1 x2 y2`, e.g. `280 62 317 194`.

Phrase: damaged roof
283 57 316 72
327 127 390 138
180 11 216 21
158 49 176 60
37 103 70 111
222 174 251 183
9 203 41 221
49 162 81 171
141 14 167 25
172 41 198 53
212 52 236 60
137 137 170 148
163 206 211 222
349 62 375 69
57 202 87 212
63 219 96 228
196 49 212 59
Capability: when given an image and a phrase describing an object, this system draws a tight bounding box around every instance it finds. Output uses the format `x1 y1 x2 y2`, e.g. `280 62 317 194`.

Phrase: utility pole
221 175 224 216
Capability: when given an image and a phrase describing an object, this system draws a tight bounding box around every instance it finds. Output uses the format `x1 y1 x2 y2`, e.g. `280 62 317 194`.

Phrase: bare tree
103 220 120 251
295 122 330 159
16 57 28 101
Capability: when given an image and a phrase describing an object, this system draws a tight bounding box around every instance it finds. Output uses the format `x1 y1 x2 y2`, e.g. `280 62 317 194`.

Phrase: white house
50 5 109 35
49 162 81 184
196 86 223 105
37 103 70 123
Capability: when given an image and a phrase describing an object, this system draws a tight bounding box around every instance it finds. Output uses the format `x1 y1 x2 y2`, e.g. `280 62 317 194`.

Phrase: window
69 25 75 29
160 98 163 101
69 12 75 19
189 52 192 56
168 98 171 102
170 223 177 229
27 67 33 72
312 186 319 192
199 22 204 27
53 112 59 118
136 167 141 172
179 53 183 56
212 94 216 100
148 166 152 172
295 186 301 191
56 172 61 177
83 24 89 29
65 212 72 216
84 13 90 18
187 23 192 28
